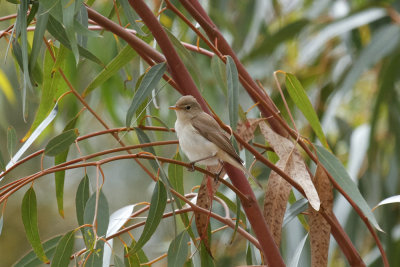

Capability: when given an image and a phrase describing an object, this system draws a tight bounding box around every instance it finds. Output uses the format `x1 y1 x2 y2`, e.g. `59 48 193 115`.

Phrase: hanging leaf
83 44 137 97
14 236 62 267
29 3 49 74
167 230 190 267
288 233 308 267
76 175 90 226
126 62 166 127
103 205 136 267
226 56 239 131
124 239 149 266
315 145 382 231
127 180 167 255
7 126 17 158
309 164 332 267
211 55 227 96
168 153 184 200
44 129 79 157
21 188 49 263
83 191 110 248
260 122 320 210
285 73 328 148
134 127 159 171
282 198 309 227
55 115 80 218
51 230 75 267
117 0 145 35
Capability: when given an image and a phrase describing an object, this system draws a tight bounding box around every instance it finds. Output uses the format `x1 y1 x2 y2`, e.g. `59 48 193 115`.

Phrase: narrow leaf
283 198 309 227
316 145 382 231
75 175 90 226
44 129 79 156
55 115 80 218
83 44 137 97
14 236 62 267
285 73 328 148
47 15 103 65
374 195 400 209
7 126 17 158
168 153 184 200
1 104 58 179
128 180 167 255
309 164 332 267
29 3 49 73
0 215 3 235
62 0 79 63
103 205 136 267
21 188 49 263
260 122 320 210
134 127 158 171
226 56 239 130
288 233 308 267
211 55 227 95
168 231 190 267
117 0 145 35
126 62 166 127
51 230 75 267
124 239 149 266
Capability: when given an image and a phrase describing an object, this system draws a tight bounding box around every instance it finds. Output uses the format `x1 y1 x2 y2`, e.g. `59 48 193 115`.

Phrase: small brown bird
170 95 259 185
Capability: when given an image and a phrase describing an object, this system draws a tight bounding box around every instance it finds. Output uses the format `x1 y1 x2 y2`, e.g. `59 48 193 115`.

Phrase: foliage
0 0 399 266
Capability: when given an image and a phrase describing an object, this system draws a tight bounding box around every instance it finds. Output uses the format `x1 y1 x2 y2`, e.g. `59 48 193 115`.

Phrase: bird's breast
175 120 219 165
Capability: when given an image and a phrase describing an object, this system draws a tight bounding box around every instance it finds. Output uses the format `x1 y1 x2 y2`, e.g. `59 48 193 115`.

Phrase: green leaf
29 3 49 73
168 153 184 199
14 236 62 267
288 233 308 267
126 62 166 127
200 238 214 267
15 0 32 119
215 192 246 223
124 239 149 267
83 44 137 97
62 0 80 63
44 129 79 157
168 231 190 267
165 28 202 88
21 187 49 263
83 191 110 248
285 73 328 148
47 15 103 65
7 126 17 158
316 145 382 231
51 230 75 267
0 215 3 235
283 198 309 227
75 175 90 226
114 255 124 267
211 55 227 96
25 46 66 142
226 56 239 130
135 127 158 171
128 180 167 255
55 115 80 218
117 0 145 35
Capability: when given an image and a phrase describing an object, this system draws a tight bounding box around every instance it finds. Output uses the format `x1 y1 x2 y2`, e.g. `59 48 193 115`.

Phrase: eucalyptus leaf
226 56 239 130
51 230 75 267
44 129 79 157
168 231 190 267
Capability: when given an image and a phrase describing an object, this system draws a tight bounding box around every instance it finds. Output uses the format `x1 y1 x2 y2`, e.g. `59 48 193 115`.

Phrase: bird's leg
214 163 224 183
187 153 217 172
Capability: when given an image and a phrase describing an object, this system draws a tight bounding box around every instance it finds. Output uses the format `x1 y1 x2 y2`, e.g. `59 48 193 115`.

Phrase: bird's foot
213 166 224 182
187 162 196 172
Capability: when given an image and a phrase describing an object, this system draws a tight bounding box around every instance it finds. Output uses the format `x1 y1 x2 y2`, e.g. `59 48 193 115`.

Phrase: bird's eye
185 105 191 110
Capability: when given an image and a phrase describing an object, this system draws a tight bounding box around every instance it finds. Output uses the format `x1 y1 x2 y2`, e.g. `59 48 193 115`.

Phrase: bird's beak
169 105 179 110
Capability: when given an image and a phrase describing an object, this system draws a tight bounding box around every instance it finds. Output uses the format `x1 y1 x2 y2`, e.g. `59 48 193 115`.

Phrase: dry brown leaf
263 158 292 246
195 165 221 256
236 118 265 149
259 122 320 211
309 164 333 267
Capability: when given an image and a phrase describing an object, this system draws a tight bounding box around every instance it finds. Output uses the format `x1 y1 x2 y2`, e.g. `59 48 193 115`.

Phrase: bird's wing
192 113 243 164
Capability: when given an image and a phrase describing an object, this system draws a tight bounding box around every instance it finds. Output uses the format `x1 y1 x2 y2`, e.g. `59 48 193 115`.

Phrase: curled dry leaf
259 122 320 211
309 164 333 267
236 118 265 149
195 165 221 257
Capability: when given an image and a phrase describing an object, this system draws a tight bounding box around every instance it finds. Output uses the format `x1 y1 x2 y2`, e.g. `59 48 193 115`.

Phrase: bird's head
169 95 202 120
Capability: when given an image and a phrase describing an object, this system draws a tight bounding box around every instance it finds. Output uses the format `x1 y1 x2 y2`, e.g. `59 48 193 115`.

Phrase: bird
170 95 260 186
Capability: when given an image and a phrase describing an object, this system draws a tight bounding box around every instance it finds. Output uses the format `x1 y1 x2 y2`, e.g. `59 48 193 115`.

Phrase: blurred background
1 0 400 266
